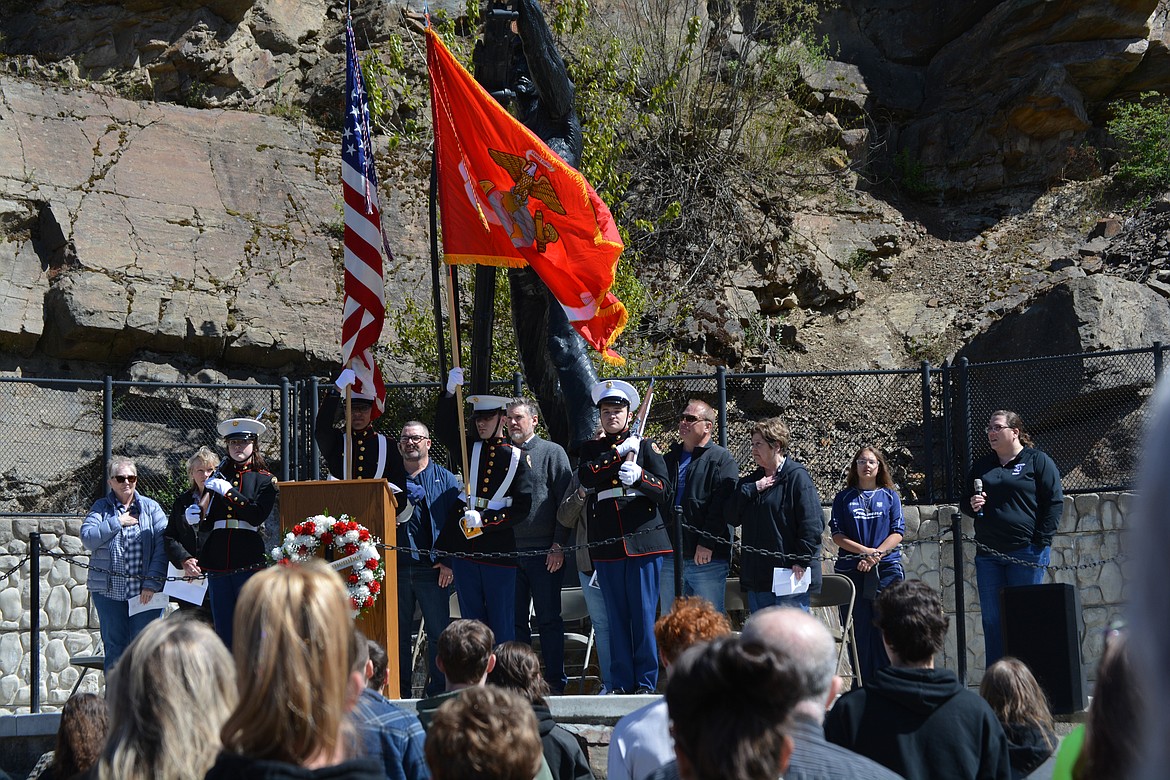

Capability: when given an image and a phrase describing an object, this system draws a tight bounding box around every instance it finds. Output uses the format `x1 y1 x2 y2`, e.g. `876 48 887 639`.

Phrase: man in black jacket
824 580 1011 780
660 399 740 614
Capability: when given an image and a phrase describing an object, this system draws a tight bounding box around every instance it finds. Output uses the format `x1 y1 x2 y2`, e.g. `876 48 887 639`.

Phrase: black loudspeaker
1001 583 1086 714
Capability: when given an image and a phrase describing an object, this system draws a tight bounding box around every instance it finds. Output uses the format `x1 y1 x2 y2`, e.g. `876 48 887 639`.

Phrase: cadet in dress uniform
578 380 673 694
435 378 534 643
200 417 278 649
314 370 408 489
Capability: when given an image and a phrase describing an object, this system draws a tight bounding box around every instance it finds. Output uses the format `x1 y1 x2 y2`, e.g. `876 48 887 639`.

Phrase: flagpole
344 382 354 480
444 266 470 485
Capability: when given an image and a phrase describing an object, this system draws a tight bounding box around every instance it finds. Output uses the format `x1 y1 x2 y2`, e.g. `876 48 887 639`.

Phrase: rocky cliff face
1 0 1170 381
818 0 1170 195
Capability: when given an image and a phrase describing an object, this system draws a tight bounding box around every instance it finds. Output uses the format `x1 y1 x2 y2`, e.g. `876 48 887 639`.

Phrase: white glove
463 509 483 528
618 462 643 486
184 504 202 525
204 478 233 496
446 367 465 395
615 435 641 457
334 368 356 391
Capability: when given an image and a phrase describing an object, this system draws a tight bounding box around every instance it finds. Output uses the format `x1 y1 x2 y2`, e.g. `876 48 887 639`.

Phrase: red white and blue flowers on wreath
270 513 385 614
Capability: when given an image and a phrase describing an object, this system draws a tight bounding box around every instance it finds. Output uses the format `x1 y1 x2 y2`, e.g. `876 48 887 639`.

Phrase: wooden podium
279 479 401 698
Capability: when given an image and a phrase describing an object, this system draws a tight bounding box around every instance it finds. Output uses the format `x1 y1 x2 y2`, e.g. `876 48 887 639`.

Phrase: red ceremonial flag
426 27 628 364
341 21 387 414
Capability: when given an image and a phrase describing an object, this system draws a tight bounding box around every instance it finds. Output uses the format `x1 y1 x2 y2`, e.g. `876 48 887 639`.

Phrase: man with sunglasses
395 421 462 697
660 400 740 615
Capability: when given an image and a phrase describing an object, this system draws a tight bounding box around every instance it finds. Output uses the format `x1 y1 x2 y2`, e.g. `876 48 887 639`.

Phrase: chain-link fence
0 377 287 517
2 344 1163 518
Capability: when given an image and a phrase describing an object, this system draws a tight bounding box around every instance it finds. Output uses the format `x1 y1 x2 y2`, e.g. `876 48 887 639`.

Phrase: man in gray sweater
507 397 574 694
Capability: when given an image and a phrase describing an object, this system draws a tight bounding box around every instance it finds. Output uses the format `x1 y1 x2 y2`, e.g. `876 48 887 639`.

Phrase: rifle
624 378 655 462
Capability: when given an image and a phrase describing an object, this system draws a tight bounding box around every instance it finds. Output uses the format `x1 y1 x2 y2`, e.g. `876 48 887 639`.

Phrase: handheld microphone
973 478 984 518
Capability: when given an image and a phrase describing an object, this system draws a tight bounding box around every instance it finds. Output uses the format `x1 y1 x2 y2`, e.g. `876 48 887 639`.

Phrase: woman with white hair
80 456 168 671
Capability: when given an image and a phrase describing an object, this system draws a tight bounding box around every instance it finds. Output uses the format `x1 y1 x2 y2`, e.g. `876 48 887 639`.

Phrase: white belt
213 520 253 530
462 495 514 511
596 487 642 501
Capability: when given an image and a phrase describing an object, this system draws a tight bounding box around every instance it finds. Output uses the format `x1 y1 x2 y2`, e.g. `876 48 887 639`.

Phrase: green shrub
1107 91 1170 195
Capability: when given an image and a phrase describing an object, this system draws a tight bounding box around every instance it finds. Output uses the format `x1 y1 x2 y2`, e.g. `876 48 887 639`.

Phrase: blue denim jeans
975 544 1049 665
746 589 810 613
658 556 730 614
92 592 165 671
579 570 611 692
515 549 567 692
397 557 451 697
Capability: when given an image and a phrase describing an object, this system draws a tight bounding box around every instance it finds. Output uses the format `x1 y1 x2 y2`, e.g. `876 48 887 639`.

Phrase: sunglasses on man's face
113 474 137 484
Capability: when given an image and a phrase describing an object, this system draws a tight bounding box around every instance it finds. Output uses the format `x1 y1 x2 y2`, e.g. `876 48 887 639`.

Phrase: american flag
341 20 387 414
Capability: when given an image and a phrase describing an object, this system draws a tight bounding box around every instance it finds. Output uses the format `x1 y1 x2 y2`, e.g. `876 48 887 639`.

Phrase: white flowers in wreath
270 513 385 615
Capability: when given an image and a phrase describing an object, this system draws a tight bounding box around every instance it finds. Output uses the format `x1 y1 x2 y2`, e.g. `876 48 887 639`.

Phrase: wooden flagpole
444 266 471 484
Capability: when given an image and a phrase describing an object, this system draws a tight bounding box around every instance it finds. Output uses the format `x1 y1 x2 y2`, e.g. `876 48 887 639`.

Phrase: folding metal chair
560 587 599 693
810 573 863 689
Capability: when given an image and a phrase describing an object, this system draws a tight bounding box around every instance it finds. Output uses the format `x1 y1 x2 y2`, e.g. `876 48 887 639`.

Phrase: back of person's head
741 606 837 714
97 616 236 780
51 693 108 778
656 596 732 667
666 634 800 780
437 619 495 686
487 641 549 705
222 560 359 765
980 657 1055 742
875 579 948 665
367 638 389 692
425 685 543 780
1075 630 1142 780
352 627 370 676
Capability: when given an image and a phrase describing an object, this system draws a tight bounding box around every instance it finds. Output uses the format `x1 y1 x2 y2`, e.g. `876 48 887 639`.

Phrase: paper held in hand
162 562 208 605
772 567 811 597
128 588 170 615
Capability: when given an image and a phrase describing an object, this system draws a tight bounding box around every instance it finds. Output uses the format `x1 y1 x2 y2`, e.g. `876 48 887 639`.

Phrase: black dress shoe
634 686 656 695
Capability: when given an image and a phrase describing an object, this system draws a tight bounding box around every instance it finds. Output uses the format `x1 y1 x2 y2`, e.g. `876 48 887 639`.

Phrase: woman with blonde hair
980 657 1057 779
163 446 218 616
205 560 381 779
91 616 236 780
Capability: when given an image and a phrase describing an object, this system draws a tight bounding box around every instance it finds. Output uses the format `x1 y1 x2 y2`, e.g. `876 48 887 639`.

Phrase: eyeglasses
855 459 879 466
985 424 1014 432
679 414 712 424
113 474 137 484
399 435 428 443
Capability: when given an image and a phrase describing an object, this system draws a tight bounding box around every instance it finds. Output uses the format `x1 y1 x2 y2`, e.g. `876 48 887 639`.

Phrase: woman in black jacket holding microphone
964 409 1063 666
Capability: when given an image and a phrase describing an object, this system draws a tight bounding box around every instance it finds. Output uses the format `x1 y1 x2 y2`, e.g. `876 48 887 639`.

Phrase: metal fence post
716 365 727 448
29 532 41 713
280 377 291 482
940 360 955 504
512 371 523 396
957 358 972 503
1155 341 1164 380
309 377 321 481
102 376 113 481
950 512 967 687
920 360 934 502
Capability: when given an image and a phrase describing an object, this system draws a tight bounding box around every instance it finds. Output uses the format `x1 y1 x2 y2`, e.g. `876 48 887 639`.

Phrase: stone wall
875 492 1129 687
0 493 1130 713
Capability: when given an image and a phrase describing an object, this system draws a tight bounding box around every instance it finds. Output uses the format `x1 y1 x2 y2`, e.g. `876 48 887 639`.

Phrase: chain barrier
0 556 30 583
26 525 1126 583
962 534 1128 571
